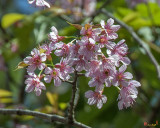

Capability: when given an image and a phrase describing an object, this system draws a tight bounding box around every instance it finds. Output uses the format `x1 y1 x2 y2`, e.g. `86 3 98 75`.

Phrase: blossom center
33 56 41 65
86 43 94 51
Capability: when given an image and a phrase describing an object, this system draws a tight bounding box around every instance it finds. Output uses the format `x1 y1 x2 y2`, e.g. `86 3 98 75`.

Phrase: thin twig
0 109 91 128
62 80 74 84
77 73 85 76
67 71 79 124
101 9 160 80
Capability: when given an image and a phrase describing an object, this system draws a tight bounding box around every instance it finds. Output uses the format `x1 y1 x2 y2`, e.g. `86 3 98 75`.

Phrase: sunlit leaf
15 61 28 71
0 98 13 103
1 13 25 28
46 92 58 106
17 115 34 121
122 12 139 23
0 89 12 97
59 102 67 110
35 105 55 113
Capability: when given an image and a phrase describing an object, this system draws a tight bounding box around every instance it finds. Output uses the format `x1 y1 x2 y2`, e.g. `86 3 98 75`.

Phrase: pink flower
54 42 70 57
44 67 62 86
85 90 107 109
78 37 100 60
28 0 50 8
118 80 141 110
107 39 128 57
97 34 113 48
115 56 131 67
102 65 115 87
101 19 120 39
69 42 80 58
70 55 89 72
24 48 46 72
25 73 46 96
101 54 119 69
88 70 105 91
55 58 74 80
80 25 101 40
40 43 55 56
85 60 101 77
48 26 64 43
112 65 133 87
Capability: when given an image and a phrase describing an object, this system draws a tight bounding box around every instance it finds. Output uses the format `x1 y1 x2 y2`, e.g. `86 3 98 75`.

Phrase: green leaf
46 92 58 106
0 89 12 97
0 98 13 103
59 102 67 110
1 13 25 28
122 12 139 23
66 21 82 30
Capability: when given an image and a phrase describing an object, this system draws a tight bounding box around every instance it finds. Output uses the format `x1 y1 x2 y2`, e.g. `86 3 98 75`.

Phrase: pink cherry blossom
40 43 55 56
97 34 113 48
54 42 70 57
69 42 80 58
85 90 107 109
118 80 141 110
28 0 50 8
80 25 101 40
101 19 120 39
44 67 62 86
107 39 128 57
102 65 115 87
88 70 105 91
85 60 101 77
115 56 131 67
48 26 64 43
25 73 46 96
24 48 46 72
55 58 74 80
70 55 89 72
101 55 118 69
78 37 100 60
112 65 133 87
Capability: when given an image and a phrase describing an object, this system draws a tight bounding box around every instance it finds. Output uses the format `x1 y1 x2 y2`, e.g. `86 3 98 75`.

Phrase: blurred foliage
0 0 160 128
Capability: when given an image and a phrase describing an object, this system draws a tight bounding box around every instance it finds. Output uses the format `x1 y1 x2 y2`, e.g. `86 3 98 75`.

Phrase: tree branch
68 71 79 124
0 108 90 128
101 9 160 80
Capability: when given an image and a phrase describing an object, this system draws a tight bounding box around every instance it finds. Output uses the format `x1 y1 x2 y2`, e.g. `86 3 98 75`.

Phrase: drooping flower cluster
22 18 141 110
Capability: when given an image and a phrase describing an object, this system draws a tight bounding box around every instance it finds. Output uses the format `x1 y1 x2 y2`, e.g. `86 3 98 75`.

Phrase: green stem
64 36 77 39
38 69 44 76
115 86 121 91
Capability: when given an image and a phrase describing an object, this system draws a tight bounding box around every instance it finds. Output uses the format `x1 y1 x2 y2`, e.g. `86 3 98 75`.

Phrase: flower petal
25 84 34 93
123 72 133 79
44 75 52 83
119 65 127 73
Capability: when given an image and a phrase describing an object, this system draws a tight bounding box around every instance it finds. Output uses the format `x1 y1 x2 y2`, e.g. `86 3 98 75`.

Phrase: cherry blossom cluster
23 18 141 110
